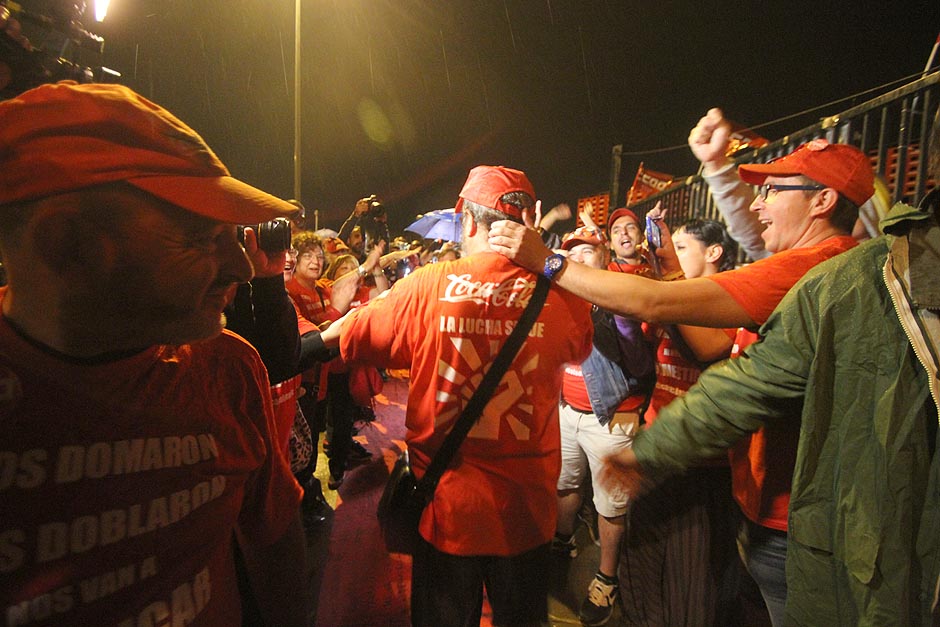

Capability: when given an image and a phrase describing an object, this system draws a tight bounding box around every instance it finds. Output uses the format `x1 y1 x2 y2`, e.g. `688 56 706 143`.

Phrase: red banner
725 121 769 156
626 163 678 205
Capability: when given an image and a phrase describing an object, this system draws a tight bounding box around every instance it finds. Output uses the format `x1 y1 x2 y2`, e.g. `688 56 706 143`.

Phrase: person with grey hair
323 165 593 626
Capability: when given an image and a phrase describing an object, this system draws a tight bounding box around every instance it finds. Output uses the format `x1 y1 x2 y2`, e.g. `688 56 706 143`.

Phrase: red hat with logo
737 139 875 206
454 165 535 220
0 81 299 224
606 207 640 232
561 226 608 250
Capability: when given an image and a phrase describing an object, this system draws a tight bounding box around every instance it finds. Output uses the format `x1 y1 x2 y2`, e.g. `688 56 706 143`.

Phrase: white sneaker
579 574 618 626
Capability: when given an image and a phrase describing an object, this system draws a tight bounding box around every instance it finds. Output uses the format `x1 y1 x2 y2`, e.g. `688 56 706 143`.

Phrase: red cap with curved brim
0 81 299 224
737 139 875 207
454 165 535 220
561 226 608 250
607 207 639 233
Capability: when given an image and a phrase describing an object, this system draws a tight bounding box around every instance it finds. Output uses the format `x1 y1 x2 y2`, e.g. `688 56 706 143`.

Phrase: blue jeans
739 518 788 627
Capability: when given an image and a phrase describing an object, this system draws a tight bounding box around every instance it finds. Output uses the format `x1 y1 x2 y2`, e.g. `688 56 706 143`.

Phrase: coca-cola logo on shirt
440 274 535 308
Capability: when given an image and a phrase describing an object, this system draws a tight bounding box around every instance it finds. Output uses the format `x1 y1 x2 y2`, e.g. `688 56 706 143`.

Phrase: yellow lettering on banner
0 449 47 490
100 509 126 546
113 439 145 474
78 562 135 603
35 476 227 563
146 497 169 529
36 522 68 563
54 436 221 483
141 439 164 471
0 529 25 572
140 556 157 580
136 601 169 627
55 446 84 483
117 567 210 627
181 436 200 465
163 438 181 468
168 490 191 521
4 587 73 626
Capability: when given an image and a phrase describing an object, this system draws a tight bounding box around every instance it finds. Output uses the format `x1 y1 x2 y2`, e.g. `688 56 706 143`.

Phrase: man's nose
221 233 255 282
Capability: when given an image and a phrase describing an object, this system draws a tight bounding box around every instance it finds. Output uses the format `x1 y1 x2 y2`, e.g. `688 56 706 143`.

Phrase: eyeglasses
299 251 324 262
757 183 826 201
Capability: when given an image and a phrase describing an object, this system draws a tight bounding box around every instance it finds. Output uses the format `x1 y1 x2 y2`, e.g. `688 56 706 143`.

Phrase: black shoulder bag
377 275 551 554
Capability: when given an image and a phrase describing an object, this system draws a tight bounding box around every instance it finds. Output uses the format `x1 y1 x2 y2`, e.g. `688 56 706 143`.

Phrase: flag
725 121 769 156
626 163 678 205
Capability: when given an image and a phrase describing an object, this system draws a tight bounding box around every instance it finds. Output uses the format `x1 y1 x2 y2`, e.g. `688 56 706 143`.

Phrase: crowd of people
1 77 938 627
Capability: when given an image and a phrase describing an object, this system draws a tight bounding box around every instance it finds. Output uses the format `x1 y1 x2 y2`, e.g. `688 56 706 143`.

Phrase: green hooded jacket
633 197 940 626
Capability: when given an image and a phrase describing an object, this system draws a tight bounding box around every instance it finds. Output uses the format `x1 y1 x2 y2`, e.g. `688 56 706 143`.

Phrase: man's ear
466 214 478 239
31 204 114 275
809 188 840 219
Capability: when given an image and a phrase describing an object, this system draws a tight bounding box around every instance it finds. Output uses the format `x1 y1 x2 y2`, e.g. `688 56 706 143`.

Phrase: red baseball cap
0 81 299 224
737 139 875 207
454 165 535 220
323 237 351 255
561 226 608 250
607 207 639 232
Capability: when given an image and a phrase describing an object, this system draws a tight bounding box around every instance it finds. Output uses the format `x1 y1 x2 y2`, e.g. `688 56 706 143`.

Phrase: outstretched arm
488 220 753 328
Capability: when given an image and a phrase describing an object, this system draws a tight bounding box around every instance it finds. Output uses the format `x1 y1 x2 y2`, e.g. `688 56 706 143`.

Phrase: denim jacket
581 307 655 425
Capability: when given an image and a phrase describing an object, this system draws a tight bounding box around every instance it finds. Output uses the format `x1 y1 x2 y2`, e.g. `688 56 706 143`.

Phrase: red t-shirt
706 235 857 530
287 277 343 384
340 253 593 556
607 259 655 278
270 375 301 456
562 363 645 413
0 296 302 626
285 276 339 326
644 324 736 424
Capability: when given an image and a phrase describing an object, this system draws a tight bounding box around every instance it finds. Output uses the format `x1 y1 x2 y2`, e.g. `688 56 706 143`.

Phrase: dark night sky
84 0 939 234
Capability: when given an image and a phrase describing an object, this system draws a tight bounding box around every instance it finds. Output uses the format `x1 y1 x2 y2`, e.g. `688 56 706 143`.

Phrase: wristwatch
542 253 567 281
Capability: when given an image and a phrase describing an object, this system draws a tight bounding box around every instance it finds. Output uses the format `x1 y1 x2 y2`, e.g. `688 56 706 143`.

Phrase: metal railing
626 71 939 234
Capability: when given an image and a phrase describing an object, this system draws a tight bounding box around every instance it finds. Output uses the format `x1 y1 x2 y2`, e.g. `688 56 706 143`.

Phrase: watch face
544 254 565 279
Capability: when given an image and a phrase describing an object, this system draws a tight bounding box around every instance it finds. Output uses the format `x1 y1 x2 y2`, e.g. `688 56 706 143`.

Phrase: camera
237 217 293 254
363 194 386 219
1 1 118 100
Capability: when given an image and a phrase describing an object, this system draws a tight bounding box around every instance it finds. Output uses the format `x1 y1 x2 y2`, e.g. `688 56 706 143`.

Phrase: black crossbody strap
415 275 551 501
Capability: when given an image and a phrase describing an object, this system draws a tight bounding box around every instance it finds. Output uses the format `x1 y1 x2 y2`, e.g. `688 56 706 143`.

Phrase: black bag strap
414 275 551 502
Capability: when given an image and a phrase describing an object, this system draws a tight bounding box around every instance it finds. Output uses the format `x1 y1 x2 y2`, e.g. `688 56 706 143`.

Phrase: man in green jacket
605 120 940 625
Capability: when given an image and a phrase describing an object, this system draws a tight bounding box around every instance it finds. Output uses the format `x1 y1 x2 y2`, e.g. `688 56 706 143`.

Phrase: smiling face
294 245 325 284
565 242 608 270
749 175 818 253
609 214 643 261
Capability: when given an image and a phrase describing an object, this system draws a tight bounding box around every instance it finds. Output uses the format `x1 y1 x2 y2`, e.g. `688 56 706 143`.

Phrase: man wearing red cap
0 82 307 626
489 140 874 626
551 226 655 626
598 117 940 626
324 165 593 626
606 207 654 276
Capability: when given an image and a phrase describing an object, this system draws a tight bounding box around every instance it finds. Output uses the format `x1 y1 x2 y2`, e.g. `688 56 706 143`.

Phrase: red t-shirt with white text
0 291 301 626
341 253 593 556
